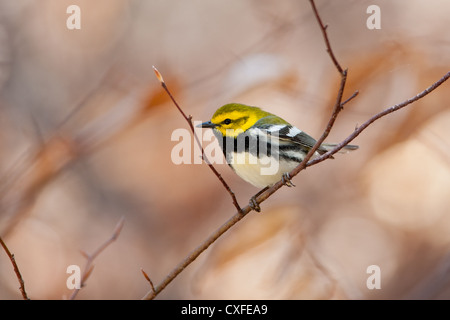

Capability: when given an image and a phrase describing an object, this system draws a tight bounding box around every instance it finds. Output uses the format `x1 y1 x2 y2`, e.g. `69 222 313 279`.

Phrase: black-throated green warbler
198 103 358 192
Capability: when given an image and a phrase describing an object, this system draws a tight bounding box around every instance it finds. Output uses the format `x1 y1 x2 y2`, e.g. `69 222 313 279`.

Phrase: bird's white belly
229 152 299 188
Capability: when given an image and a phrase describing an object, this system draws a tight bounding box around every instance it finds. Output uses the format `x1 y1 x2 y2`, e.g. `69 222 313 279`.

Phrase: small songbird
197 103 358 210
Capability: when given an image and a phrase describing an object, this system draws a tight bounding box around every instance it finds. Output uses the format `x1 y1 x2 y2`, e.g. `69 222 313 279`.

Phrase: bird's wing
254 116 328 154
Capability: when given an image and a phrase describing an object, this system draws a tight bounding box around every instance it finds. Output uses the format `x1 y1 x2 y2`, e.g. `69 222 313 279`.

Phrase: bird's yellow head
198 103 274 138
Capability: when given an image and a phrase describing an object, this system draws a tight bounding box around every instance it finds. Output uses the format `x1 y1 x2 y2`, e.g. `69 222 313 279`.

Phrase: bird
197 103 358 211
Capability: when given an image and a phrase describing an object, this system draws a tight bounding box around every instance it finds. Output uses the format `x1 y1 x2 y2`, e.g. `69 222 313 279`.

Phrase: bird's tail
320 143 359 154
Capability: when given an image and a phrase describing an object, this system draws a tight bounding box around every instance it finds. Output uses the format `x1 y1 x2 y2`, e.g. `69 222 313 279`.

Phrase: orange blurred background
0 0 449 299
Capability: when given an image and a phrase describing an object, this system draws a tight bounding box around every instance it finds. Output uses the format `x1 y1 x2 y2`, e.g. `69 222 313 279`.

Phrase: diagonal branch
258 0 352 198
309 0 344 74
142 211 246 300
307 70 450 166
69 216 125 300
0 236 29 300
291 0 350 166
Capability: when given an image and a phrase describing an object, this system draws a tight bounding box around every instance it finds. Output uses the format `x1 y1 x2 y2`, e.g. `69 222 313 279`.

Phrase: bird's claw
282 173 296 187
249 197 261 213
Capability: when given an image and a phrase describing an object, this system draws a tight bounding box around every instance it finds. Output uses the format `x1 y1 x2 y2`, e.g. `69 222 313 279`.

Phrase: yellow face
210 110 260 137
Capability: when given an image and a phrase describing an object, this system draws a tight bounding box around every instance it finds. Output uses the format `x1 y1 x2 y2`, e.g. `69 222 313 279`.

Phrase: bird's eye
223 118 232 125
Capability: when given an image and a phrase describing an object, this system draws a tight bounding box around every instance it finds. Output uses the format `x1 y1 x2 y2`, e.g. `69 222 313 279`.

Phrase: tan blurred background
0 0 449 299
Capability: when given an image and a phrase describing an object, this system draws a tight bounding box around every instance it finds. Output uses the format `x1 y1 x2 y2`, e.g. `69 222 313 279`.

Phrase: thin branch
293 69 348 170
341 90 359 107
307 70 450 166
69 216 125 300
142 211 248 300
152 66 242 213
275 0 352 194
140 268 155 294
0 236 29 300
272 0 351 186
309 0 343 73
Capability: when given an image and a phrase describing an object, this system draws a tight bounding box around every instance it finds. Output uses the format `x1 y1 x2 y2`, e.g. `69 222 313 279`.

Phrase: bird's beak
197 121 218 129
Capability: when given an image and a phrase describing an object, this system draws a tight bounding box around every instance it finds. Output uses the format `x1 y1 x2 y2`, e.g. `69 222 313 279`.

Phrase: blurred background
0 0 449 299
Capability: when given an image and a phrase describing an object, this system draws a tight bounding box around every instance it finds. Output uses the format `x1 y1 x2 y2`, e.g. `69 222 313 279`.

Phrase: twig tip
112 216 125 240
141 268 155 293
140 268 150 281
152 66 165 84
80 250 89 259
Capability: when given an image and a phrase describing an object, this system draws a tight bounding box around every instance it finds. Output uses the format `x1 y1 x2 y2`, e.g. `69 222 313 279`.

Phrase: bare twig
142 211 247 300
255 0 352 198
288 0 350 166
152 66 242 213
341 90 359 107
69 216 125 300
141 0 449 300
309 0 343 73
250 0 353 207
0 236 29 300
307 70 450 166
141 268 155 294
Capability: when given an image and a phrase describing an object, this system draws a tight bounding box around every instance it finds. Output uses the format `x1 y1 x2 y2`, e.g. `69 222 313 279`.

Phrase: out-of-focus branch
0 136 80 237
0 77 166 237
0 236 29 300
69 216 125 300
